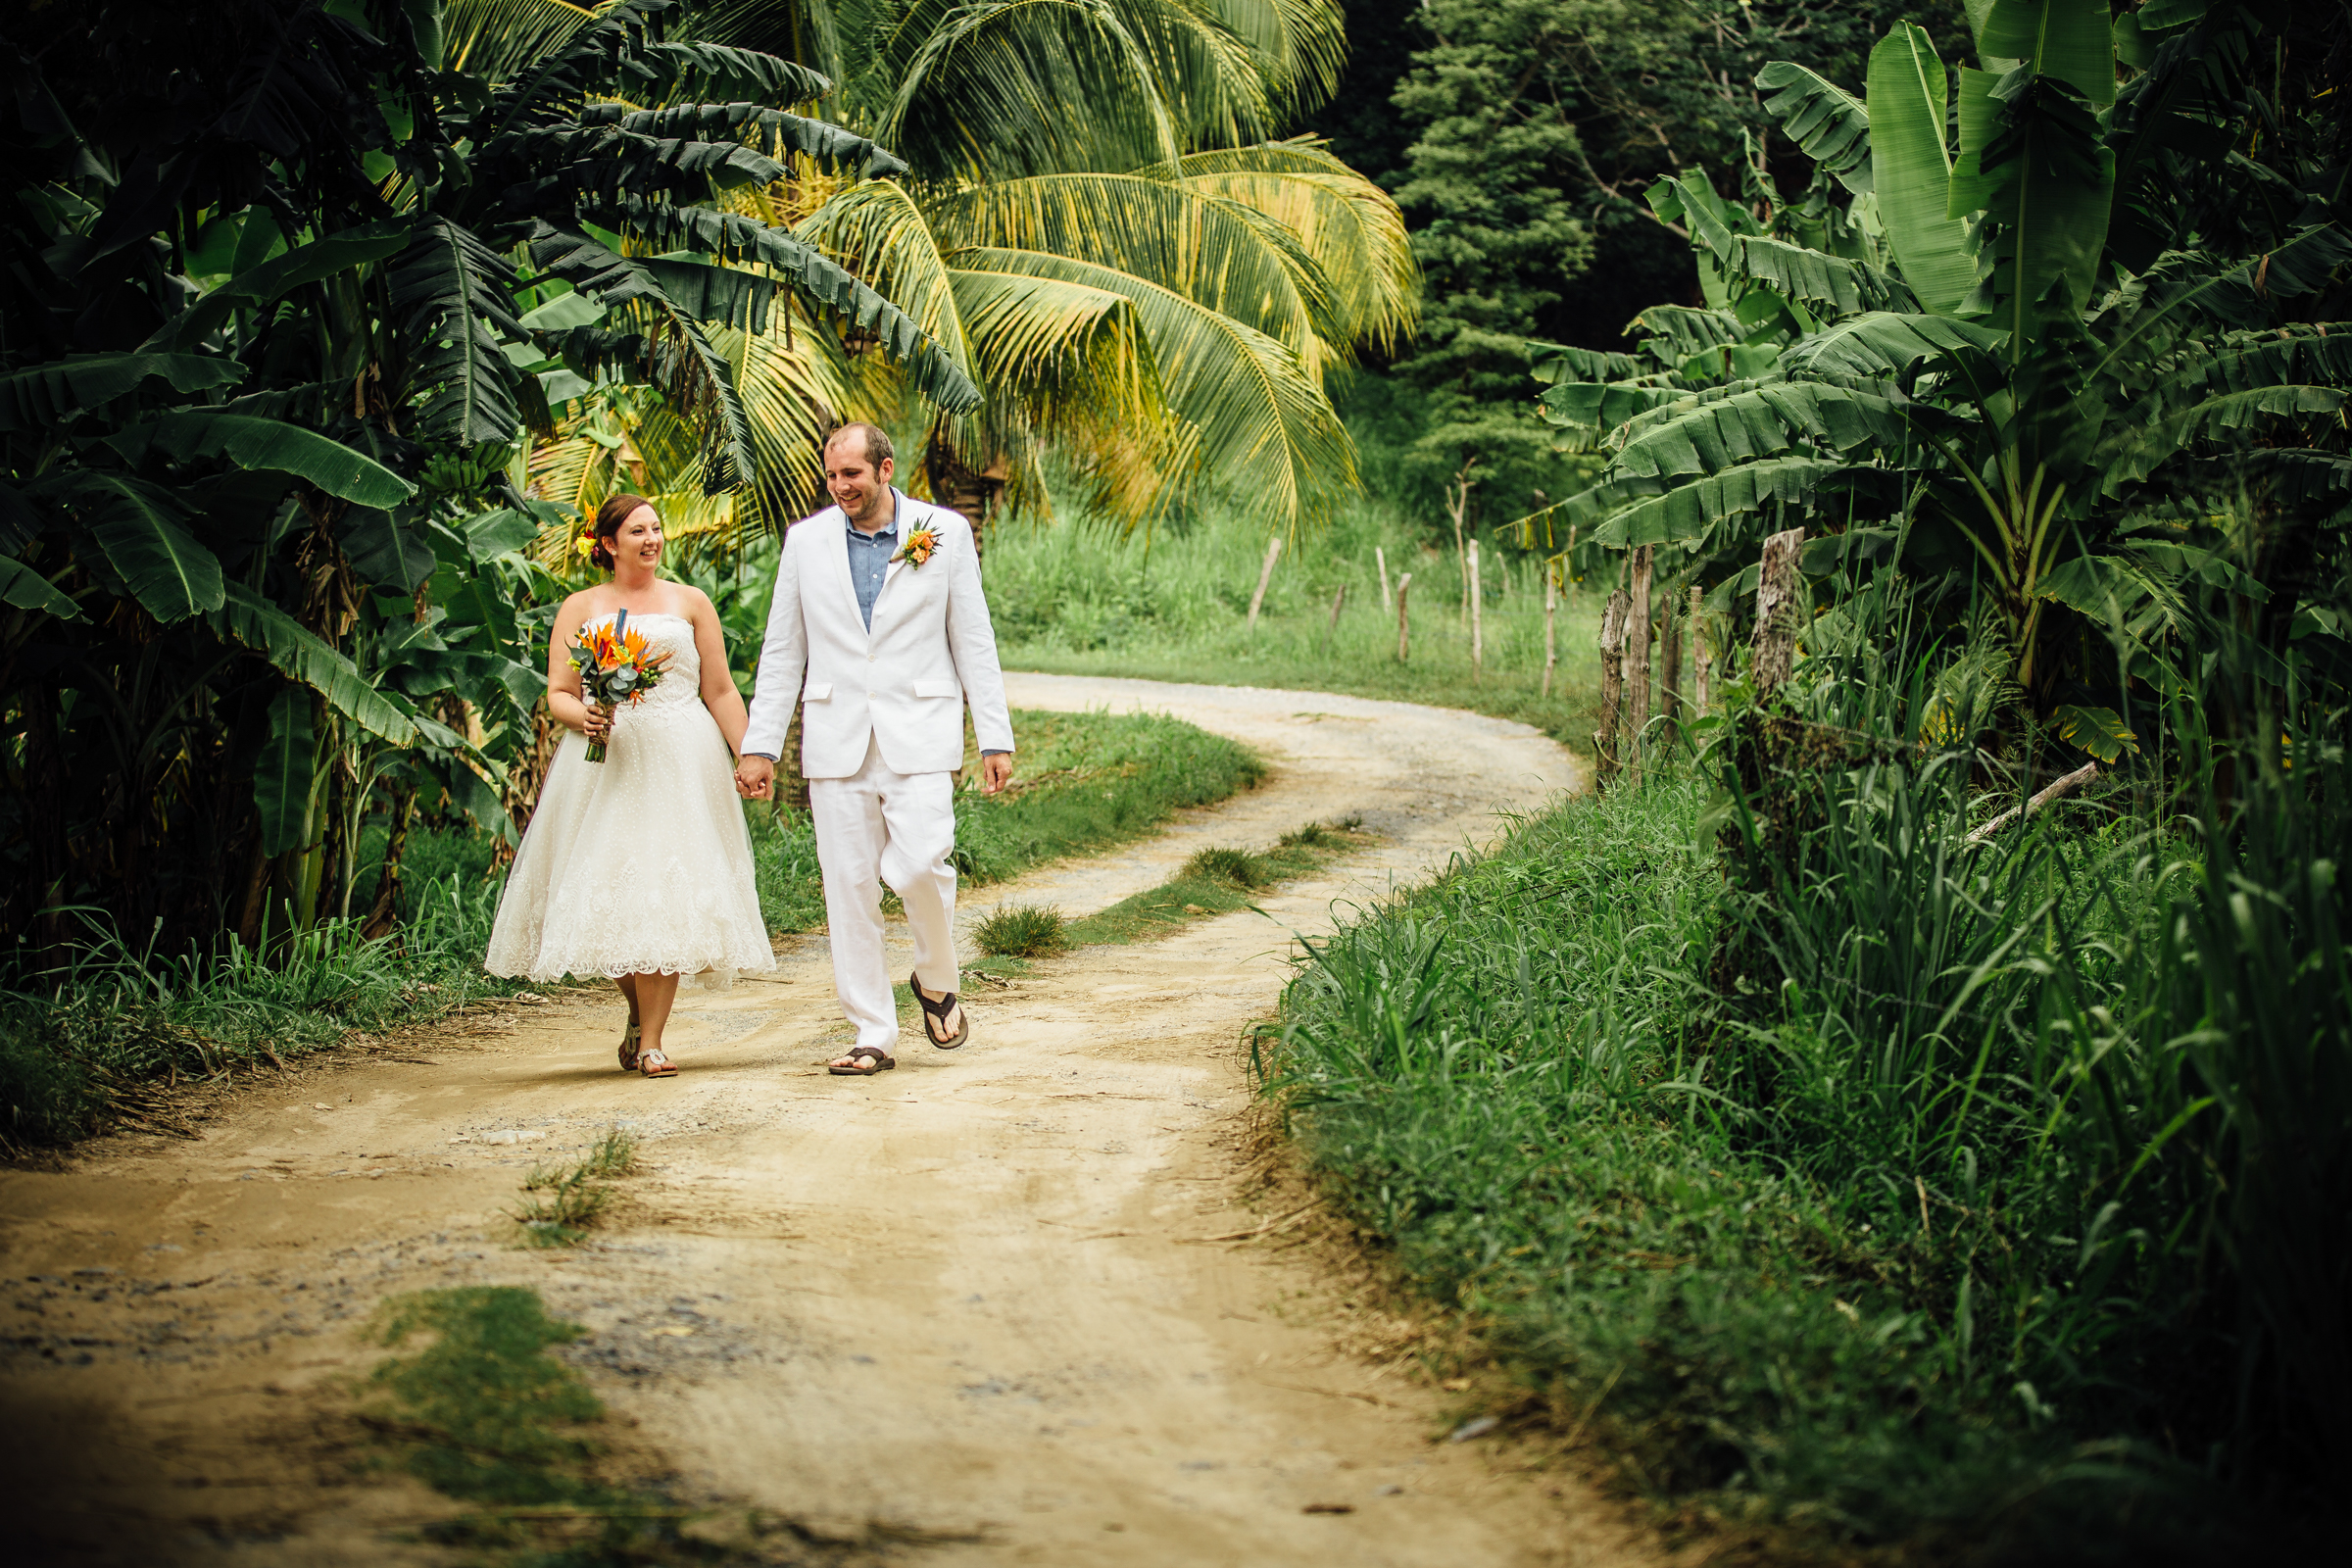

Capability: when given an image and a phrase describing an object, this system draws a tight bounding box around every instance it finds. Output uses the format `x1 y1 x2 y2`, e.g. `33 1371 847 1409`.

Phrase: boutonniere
892 527 938 569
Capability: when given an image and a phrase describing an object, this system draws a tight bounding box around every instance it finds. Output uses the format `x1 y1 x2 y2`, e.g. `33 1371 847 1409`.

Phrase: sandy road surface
2 676 1653 1568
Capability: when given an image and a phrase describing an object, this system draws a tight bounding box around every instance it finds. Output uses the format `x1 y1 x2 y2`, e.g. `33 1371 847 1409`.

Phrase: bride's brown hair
591 493 656 571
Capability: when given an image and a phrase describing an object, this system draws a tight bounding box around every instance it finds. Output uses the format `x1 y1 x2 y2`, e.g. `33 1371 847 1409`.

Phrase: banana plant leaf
1866 22 1976 317
254 686 318 858
103 411 415 507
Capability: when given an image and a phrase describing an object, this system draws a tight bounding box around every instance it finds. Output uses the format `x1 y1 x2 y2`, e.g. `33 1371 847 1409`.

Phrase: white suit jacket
741 492 1015 778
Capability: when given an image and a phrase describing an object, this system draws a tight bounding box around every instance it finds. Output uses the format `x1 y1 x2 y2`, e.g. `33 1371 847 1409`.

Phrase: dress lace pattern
484 612 776 990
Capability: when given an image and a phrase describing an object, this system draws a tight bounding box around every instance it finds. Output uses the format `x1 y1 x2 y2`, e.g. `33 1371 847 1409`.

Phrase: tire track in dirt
1 677 1658 1567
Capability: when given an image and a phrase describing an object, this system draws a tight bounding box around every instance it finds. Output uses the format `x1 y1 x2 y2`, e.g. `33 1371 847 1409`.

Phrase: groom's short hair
824 421 893 467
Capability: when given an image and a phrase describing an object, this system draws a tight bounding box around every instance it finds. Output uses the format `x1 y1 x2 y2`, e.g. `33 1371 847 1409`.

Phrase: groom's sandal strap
828 1046 896 1076
912 974 971 1050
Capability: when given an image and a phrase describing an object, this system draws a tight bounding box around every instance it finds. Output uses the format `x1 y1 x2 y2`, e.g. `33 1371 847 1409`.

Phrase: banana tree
0 0 970 955
1514 0 2352 752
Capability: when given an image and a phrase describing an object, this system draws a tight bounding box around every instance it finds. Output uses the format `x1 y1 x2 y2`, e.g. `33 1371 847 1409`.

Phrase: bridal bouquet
570 610 664 762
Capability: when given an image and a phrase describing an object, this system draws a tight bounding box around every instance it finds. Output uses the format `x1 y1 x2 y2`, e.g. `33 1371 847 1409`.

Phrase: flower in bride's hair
575 531 597 561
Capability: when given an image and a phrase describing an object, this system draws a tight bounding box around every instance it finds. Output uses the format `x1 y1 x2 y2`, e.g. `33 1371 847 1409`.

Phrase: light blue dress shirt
845 511 898 631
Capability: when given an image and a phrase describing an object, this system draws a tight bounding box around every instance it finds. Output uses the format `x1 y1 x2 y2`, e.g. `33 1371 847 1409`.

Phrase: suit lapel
874 492 919 613
823 508 864 636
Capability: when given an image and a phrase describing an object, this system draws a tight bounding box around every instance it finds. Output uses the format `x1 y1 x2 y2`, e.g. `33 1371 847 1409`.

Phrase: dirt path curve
4 677 1657 1568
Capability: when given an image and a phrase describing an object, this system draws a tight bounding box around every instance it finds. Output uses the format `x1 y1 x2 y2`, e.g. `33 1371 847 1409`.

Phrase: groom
735 423 1015 1075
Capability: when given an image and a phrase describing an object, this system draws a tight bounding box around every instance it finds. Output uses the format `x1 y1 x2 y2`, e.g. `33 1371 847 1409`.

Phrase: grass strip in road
512 1127 638 1248
364 1287 775 1563
745 705 1265 935
1059 820 1368 948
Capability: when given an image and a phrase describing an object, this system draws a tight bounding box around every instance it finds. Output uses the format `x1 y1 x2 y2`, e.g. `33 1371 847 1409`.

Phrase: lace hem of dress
484 957 766 992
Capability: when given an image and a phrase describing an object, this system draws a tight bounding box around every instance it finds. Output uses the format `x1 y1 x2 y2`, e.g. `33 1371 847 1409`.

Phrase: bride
485 493 776 1076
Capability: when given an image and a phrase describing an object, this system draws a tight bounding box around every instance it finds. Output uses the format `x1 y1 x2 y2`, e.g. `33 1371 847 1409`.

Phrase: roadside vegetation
1259 1 2350 1557
990 495 1608 748
2 706 1255 1152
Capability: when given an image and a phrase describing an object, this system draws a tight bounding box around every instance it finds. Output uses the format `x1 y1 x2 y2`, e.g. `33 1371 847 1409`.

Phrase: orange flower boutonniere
892 527 938 570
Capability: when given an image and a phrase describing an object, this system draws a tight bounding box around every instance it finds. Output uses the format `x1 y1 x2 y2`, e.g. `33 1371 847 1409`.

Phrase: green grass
364 1287 772 1562
1061 820 1369 947
739 704 1266 934
0 874 532 1152
1258 696 2343 1555
3 707 1258 1152
514 1127 639 1248
986 495 1615 750
973 904 1068 957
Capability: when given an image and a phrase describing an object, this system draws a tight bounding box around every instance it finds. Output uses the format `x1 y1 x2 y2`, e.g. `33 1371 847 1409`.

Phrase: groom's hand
735 755 774 800
981 753 1012 795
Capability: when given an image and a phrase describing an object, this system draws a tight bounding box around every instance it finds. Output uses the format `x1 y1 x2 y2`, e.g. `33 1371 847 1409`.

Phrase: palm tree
475 0 1416 540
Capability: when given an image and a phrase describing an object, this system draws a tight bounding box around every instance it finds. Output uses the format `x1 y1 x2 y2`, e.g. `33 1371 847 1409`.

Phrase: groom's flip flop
828 1047 896 1075
913 973 971 1050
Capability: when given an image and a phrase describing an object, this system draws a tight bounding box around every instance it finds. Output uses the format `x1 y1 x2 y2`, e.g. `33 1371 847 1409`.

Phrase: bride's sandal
638 1046 677 1078
618 1022 643 1072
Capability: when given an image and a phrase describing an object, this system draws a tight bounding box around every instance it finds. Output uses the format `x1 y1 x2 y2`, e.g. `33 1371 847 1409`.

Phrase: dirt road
3 676 1652 1567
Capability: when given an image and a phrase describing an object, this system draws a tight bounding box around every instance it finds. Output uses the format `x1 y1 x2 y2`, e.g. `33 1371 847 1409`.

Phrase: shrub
975 904 1068 958
1183 847 1266 888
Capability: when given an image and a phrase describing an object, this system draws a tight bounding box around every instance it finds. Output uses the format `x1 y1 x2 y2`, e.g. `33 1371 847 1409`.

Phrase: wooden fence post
1468 539 1484 674
1596 588 1629 788
1321 583 1347 655
1626 545 1654 784
1542 564 1557 699
1247 534 1282 632
1376 546 1391 611
1395 573 1413 662
1658 585 1683 723
1752 527 1805 697
1690 583 1710 713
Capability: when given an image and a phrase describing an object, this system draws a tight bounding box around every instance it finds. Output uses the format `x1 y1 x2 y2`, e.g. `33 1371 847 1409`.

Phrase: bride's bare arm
689 591 751 754
546 595 608 741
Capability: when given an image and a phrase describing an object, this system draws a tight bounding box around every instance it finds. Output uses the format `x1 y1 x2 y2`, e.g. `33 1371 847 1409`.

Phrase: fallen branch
1965 761 2101 846
1189 1198 1321 1244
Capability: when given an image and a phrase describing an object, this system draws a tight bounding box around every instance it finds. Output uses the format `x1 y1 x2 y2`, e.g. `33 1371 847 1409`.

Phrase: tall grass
1258 600 2346 1552
986 494 1610 746
0 870 527 1150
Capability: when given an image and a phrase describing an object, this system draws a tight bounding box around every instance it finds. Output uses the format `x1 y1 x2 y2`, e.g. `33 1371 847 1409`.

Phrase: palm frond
932 172 1335 357
876 0 1177 178
1173 138 1417 352
440 0 602 81
964 245 1353 532
798 180 974 366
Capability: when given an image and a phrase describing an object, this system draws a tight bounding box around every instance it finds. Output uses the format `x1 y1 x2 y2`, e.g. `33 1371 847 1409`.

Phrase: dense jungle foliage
0 0 1405 971
1263 0 2352 1553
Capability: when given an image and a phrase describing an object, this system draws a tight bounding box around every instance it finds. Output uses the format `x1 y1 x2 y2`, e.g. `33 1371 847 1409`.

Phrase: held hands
731 753 1004 798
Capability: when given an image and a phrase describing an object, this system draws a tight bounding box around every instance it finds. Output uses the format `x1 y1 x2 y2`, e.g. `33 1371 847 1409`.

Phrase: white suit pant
808 737 958 1054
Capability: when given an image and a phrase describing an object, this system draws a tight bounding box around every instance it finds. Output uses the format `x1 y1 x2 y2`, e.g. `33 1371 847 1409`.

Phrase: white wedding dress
485 612 776 990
